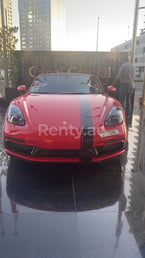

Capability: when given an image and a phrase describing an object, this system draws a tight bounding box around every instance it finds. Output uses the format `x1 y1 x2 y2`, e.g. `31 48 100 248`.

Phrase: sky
12 0 145 51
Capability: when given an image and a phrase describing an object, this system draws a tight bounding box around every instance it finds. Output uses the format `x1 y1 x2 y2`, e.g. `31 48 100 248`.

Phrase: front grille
34 148 80 157
4 140 33 155
4 139 125 159
96 142 125 156
4 140 80 157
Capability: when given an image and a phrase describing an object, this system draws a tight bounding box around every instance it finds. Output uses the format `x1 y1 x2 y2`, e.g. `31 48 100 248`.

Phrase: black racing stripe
80 95 94 160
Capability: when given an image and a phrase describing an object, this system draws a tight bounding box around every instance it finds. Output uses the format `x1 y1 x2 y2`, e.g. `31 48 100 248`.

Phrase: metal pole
96 17 100 51
134 1 145 172
131 0 139 64
141 59 145 106
140 7 145 106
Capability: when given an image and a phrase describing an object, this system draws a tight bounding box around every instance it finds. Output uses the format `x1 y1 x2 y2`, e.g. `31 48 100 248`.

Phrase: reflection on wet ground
1 93 145 257
6 159 123 212
1 157 128 258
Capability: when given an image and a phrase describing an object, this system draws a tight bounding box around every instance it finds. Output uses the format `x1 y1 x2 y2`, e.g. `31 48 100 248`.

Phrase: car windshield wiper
31 92 49 94
31 92 89 94
60 92 88 94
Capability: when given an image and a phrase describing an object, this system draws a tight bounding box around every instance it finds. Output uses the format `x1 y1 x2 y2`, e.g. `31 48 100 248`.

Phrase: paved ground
0 91 145 258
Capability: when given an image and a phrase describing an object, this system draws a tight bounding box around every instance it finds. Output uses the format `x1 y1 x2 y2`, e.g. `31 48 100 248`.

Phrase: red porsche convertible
2 73 128 163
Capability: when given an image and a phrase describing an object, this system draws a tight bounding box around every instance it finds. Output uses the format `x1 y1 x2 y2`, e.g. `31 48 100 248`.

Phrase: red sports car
2 73 128 163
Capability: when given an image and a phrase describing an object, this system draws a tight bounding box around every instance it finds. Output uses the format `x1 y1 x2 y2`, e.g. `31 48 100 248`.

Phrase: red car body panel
2 73 128 163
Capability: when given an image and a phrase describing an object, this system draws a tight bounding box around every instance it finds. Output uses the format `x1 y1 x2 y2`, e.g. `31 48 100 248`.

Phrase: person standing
112 57 135 125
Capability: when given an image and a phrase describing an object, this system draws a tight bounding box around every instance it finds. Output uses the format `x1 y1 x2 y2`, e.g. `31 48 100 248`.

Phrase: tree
0 26 18 87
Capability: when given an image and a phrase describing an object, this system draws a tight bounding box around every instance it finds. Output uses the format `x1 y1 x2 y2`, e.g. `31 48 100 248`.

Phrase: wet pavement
0 90 145 258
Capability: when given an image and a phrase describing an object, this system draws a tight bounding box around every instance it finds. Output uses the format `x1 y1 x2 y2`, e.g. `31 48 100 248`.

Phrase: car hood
20 93 112 127
11 93 118 149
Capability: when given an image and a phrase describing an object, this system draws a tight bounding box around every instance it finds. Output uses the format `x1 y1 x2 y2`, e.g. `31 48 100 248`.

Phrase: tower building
0 0 13 28
18 0 65 50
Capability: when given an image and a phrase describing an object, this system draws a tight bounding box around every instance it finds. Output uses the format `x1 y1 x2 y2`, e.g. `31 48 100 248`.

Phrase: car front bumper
3 137 127 163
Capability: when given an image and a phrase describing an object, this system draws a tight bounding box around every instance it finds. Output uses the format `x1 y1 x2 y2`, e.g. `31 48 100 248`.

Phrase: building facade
0 0 13 28
111 31 145 78
51 0 65 50
18 0 65 50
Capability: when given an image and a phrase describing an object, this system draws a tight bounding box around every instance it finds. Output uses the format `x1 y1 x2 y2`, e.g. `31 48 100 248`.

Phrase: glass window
29 74 104 95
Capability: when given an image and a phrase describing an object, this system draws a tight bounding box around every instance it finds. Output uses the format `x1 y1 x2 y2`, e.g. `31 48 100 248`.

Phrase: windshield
29 74 104 94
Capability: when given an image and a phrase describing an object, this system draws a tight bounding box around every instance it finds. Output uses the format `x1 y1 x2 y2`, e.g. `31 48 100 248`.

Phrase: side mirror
17 85 27 92
107 86 117 92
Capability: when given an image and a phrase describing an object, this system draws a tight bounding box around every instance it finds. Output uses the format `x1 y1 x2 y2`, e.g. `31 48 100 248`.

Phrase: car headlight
104 106 123 127
7 104 25 126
